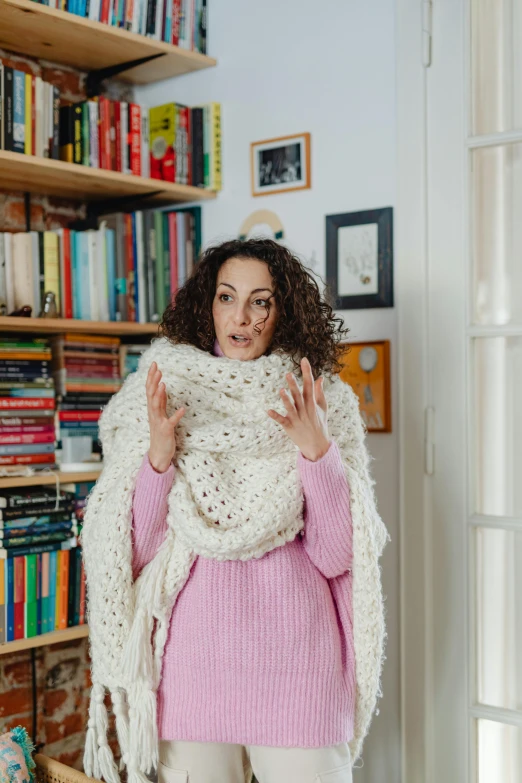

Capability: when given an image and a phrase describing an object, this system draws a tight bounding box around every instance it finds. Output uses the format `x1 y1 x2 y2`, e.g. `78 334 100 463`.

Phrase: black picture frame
325 207 394 309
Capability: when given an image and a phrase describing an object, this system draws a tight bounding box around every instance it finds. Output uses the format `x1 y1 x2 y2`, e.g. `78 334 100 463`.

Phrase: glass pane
477 720 522 783
472 144 522 325
471 0 522 134
474 337 522 516
475 528 522 710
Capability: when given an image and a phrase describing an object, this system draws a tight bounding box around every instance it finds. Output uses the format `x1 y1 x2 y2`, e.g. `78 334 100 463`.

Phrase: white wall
136 2 399 780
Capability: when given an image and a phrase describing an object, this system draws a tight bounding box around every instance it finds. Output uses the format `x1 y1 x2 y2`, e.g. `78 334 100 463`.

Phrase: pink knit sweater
131 343 355 747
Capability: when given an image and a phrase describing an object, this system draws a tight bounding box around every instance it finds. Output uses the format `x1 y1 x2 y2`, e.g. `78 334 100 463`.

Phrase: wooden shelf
0 0 216 84
0 150 217 204
0 624 89 655
0 470 101 489
0 315 160 336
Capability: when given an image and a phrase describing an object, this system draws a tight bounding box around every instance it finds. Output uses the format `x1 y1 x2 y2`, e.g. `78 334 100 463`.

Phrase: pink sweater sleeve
131 452 175 580
297 439 353 579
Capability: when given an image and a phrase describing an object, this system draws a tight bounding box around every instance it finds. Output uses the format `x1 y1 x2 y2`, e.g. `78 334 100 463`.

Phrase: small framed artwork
326 207 393 309
337 340 391 432
251 133 311 197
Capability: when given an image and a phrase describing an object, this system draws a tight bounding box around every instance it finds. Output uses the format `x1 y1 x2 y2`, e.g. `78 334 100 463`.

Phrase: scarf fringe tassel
83 683 120 783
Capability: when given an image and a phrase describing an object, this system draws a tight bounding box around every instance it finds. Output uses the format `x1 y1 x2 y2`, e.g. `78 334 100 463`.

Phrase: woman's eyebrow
218 283 274 294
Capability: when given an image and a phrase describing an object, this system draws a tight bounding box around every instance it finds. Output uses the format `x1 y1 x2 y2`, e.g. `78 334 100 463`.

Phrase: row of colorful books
149 102 221 190
0 335 150 473
0 64 222 191
0 205 201 323
32 0 207 52
0 337 57 472
0 485 86 642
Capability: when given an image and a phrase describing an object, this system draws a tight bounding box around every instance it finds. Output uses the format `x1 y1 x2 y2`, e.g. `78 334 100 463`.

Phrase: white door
398 1 522 781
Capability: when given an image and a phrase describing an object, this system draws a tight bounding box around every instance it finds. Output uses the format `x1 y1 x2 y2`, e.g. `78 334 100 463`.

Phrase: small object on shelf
58 458 102 473
40 292 58 318
8 305 32 317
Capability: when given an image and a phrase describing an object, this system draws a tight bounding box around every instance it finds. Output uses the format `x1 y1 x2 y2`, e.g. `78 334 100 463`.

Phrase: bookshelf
0 470 101 489
0 316 160 336
0 0 218 655
0 624 89 655
0 0 216 84
0 151 217 204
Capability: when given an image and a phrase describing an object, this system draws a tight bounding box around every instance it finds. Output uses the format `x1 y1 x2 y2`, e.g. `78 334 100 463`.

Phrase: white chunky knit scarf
81 337 389 782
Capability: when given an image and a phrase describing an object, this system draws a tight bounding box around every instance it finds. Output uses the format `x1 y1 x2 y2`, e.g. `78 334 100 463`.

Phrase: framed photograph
326 207 393 309
337 340 392 433
251 133 311 197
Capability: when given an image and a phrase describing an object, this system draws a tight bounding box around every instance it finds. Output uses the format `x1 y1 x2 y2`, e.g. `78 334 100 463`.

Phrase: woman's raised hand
267 356 331 462
146 361 186 473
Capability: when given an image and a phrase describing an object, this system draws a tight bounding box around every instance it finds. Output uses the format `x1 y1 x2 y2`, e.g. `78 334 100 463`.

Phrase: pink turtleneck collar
213 337 225 357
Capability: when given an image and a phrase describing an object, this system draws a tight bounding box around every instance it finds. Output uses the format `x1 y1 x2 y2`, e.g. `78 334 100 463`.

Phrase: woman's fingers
285 372 303 412
168 406 186 426
301 357 316 412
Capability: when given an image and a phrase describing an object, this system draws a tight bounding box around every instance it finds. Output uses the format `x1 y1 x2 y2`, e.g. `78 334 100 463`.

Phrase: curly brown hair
159 238 350 377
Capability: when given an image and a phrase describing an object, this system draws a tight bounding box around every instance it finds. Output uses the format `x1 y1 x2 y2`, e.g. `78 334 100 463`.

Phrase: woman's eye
219 294 232 302
254 299 267 306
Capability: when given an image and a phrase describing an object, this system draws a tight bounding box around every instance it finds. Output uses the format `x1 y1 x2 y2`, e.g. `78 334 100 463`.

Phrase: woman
81 239 388 783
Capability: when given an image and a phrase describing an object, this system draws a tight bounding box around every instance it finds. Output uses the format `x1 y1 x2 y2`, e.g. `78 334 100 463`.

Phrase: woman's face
212 257 278 360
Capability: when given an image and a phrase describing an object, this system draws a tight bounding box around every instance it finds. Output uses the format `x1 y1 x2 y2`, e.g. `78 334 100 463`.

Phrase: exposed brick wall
0 638 96 769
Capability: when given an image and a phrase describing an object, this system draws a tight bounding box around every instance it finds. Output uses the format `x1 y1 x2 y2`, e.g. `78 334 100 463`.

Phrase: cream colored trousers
157 739 353 783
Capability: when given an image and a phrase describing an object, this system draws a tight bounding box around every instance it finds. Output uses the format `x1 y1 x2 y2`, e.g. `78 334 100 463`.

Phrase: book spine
74 547 81 625
73 103 82 164
0 559 5 643
25 553 37 637
0 432 55 445
24 72 32 155
67 543 77 626
0 397 55 409
172 0 180 44
6 558 14 640
13 555 24 639
0 63 4 151
59 548 69 628
88 101 99 168
59 104 74 163
0 453 56 466
52 86 60 160
115 100 122 172
82 102 90 166
130 104 141 175
4 67 14 152
13 71 25 154
125 213 136 322
109 100 116 171
210 102 222 191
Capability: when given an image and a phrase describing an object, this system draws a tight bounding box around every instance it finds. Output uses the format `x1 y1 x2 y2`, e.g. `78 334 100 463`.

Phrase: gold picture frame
251 133 311 197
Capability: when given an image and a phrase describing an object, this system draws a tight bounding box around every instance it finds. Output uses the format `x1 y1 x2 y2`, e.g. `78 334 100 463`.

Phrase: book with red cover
0 453 56 466
59 411 101 422
64 364 119 378
0 433 55 445
115 101 122 172
61 228 73 319
130 104 141 176
109 100 116 171
0 398 55 410
13 556 25 640
172 0 181 44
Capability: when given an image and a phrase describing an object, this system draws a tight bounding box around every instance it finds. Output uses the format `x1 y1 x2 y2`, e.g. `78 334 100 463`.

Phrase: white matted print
251 133 311 197
337 222 379 297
